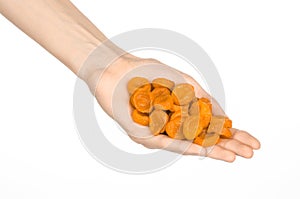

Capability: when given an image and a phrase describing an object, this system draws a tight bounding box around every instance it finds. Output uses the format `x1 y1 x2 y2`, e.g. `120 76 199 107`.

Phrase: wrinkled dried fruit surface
152 78 175 90
166 117 185 139
131 89 152 113
149 110 169 135
127 77 150 94
224 117 232 128
172 83 195 105
152 94 173 110
150 87 170 101
128 76 233 148
132 109 149 126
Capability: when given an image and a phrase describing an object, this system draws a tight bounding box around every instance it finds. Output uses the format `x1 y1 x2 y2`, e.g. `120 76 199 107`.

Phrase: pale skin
0 0 260 162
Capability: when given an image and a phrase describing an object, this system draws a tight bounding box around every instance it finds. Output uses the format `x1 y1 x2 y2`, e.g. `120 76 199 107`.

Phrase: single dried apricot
127 77 150 94
152 94 173 110
166 117 185 139
207 116 225 135
172 83 195 105
183 115 203 140
149 110 169 135
150 87 170 101
131 89 152 113
152 78 175 90
131 109 149 126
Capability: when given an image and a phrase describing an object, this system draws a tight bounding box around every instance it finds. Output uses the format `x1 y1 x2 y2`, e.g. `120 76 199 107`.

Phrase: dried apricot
172 83 195 105
207 116 225 135
127 77 150 94
193 132 205 145
128 77 234 146
149 110 169 135
131 109 149 126
183 115 203 140
131 89 152 113
152 94 173 110
150 87 170 101
166 117 185 139
152 78 175 90
224 117 232 128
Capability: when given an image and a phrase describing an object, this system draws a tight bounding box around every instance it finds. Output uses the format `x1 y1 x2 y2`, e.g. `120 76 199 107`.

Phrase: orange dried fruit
150 87 170 101
172 83 195 105
131 109 149 126
210 115 232 131
207 116 225 135
128 77 234 146
152 78 175 90
224 117 232 128
170 111 181 120
183 115 203 140
127 77 150 94
152 94 173 110
149 110 169 135
165 117 185 139
131 89 152 113
193 132 205 145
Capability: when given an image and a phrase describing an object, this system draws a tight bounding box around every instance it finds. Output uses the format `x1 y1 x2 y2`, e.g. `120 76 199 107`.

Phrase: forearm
0 0 119 76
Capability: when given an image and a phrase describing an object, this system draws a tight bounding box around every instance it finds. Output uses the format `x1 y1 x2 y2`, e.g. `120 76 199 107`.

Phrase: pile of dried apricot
128 77 233 147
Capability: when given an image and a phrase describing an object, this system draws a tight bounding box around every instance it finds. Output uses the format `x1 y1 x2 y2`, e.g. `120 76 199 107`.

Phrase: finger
230 128 261 150
217 138 253 158
155 135 236 162
206 145 236 162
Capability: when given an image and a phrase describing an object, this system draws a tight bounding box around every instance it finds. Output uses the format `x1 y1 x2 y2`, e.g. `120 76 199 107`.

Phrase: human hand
88 55 260 162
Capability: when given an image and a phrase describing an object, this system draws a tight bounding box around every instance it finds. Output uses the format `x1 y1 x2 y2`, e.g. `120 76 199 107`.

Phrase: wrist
81 46 136 93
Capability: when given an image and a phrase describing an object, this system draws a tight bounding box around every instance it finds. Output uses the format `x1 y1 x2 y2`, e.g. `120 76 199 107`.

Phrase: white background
1 0 300 198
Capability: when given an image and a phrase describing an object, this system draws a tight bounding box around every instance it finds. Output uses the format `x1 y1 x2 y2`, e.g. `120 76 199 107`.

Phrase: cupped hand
90 54 260 162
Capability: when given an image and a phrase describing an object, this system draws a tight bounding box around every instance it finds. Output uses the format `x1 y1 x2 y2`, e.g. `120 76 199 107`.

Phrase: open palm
94 55 260 162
